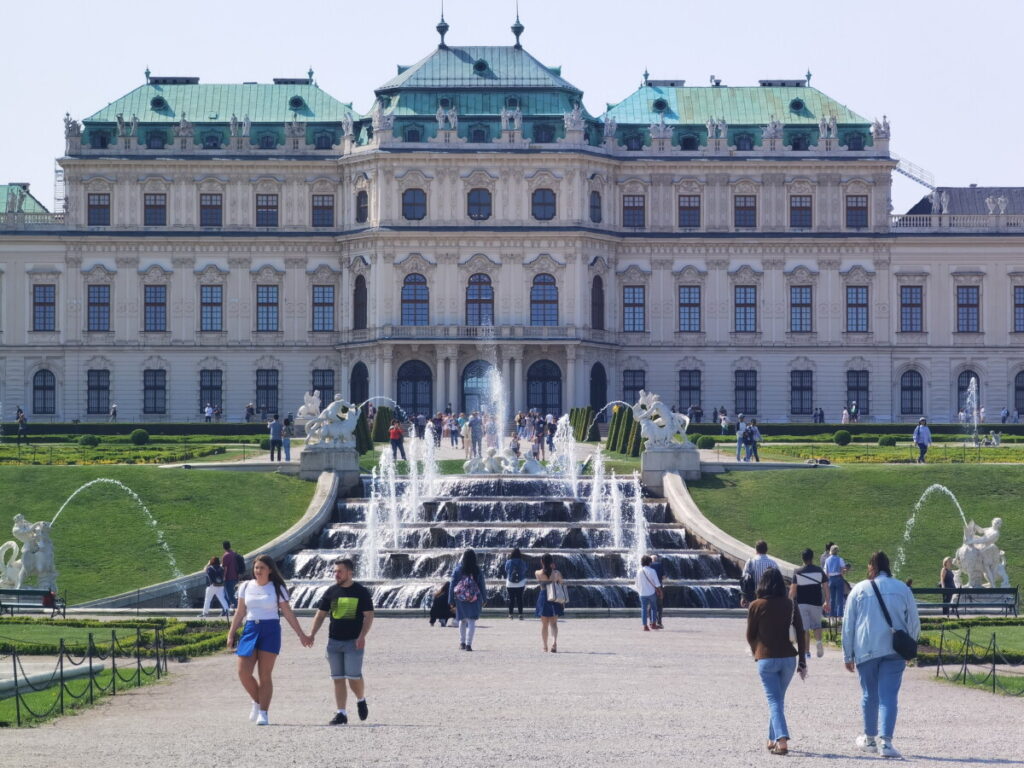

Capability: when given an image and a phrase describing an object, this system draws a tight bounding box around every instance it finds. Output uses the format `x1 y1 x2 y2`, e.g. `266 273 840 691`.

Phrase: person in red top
388 419 407 461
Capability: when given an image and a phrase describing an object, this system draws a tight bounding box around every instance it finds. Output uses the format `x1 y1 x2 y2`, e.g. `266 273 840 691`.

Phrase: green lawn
686 465 1023 590
757 443 1024 464
1 466 315 603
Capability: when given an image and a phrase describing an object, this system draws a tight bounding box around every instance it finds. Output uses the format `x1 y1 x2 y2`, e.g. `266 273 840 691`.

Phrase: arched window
315 133 333 150
404 127 421 143
846 132 865 151
624 134 644 151
790 133 809 151
146 133 165 150
402 188 426 220
680 134 699 150
735 133 754 151
467 188 492 220
202 134 220 149
591 275 605 330
258 133 276 149
470 127 488 143
589 191 602 223
531 188 556 221
589 362 608 421
401 273 429 326
33 369 56 414
350 362 369 405
527 360 562 415
530 274 558 326
465 273 494 326
901 370 923 415
461 360 494 414
957 370 979 413
1015 371 1024 416
397 360 433 419
353 275 367 330
355 190 368 224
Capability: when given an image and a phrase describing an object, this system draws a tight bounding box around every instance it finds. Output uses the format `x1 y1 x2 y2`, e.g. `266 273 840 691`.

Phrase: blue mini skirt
236 619 282 656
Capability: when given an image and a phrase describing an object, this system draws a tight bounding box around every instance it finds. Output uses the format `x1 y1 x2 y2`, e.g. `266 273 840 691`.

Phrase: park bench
0 588 66 619
912 586 1018 617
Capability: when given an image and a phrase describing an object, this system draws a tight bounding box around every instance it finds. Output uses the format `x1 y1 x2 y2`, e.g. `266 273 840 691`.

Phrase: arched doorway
461 360 494 414
349 362 369 405
526 360 562 415
396 360 433 418
589 362 607 421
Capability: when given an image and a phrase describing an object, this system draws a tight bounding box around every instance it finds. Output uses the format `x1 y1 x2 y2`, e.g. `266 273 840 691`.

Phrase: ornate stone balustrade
890 214 1024 232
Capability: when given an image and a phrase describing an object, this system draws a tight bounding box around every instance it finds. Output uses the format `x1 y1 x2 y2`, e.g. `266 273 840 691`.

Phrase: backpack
453 574 481 603
508 562 522 583
742 426 755 445
235 552 246 578
740 566 757 602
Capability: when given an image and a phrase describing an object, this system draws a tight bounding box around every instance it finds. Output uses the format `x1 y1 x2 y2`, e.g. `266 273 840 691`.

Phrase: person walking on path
535 553 565 652
735 413 747 461
222 540 242 611
912 418 932 463
649 554 666 629
308 558 375 726
842 551 921 759
824 545 850 619
746 568 807 756
635 555 662 631
741 540 778 607
282 417 294 462
201 556 229 617
204 403 214 423
504 547 528 620
108 403 118 423
388 419 408 461
468 412 483 458
939 556 957 617
448 548 486 652
789 548 829 659
268 415 283 462
745 419 762 462
226 554 311 726
16 409 29 445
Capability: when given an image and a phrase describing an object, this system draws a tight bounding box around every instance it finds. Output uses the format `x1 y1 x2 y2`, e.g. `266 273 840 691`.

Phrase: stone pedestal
641 444 701 495
300 447 361 495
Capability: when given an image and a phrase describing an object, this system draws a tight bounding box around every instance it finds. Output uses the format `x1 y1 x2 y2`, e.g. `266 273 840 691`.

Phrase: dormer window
846 132 865 151
150 96 168 111
439 97 452 109
90 131 109 149
533 124 555 143
652 98 668 112
405 127 422 143
505 96 520 109
790 133 809 151
288 95 305 110
472 59 489 74
258 134 276 150
147 132 166 150
680 134 699 150
624 134 644 151
202 134 221 150
469 127 488 143
735 133 754 151
314 132 333 149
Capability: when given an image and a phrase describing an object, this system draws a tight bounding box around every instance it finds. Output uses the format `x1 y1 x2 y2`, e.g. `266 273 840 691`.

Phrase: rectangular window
789 195 812 229
735 370 757 415
200 193 223 227
199 369 223 411
679 370 701 411
734 195 756 228
200 285 223 331
143 369 166 414
255 369 279 415
846 286 869 332
87 193 110 226
143 193 167 226
678 285 701 332
957 285 980 332
1015 286 1024 333
847 370 870 415
144 285 167 332
312 369 335 405
87 369 110 414
256 285 279 332
789 285 812 332
678 195 701 228
33 284 56 331
734 285 757 332
846 195 868 229
790 370 813 415
622 195 645 228
623 286 646 332
311 194 335 227
900 285 923 332
623 369 646 405
256 194 279 227
87 284 110 332
312 285 335 331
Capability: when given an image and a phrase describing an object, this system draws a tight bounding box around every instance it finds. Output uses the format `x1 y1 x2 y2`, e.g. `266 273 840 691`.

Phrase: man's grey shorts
798 603 823 631
326 638 364 679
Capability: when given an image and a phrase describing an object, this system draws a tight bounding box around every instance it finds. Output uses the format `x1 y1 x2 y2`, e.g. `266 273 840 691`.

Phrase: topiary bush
130 429 150 446
259 438 271 451
696 435 716 450
877 435 898 447
833 430 852 446
78 434 100 447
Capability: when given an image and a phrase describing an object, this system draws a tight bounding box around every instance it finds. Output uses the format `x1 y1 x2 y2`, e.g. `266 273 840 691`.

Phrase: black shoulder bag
870 580 917 661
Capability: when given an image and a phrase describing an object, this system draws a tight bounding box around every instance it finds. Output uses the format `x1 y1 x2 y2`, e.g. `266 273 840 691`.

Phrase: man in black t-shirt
788 548 829 659
309 558 375 725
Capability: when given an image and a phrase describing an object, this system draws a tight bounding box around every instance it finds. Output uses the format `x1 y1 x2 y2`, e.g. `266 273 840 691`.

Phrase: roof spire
437 2 449 49
512 1 524 49
642 68 649 87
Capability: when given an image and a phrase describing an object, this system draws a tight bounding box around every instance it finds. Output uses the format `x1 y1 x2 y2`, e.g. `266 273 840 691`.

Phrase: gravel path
8 617 1020 767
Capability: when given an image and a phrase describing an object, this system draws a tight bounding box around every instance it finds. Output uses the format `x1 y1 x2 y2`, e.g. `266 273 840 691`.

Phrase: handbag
642 568 664 601
545 577 569 605
788 598 798 645
870 580 918 661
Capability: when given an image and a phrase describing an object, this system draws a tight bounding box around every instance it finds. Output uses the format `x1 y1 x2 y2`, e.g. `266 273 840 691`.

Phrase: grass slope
687 465 1023 590
1 467 315 604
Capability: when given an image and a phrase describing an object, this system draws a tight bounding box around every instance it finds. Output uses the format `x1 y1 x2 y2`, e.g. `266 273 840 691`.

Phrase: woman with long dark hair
448 548 487 651
535 553 565 652
505 547 528 620
746 568 807 755
227 553 311 725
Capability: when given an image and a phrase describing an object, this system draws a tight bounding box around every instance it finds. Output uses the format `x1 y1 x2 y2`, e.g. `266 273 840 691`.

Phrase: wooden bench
912 586 1018 617
0 588 66 619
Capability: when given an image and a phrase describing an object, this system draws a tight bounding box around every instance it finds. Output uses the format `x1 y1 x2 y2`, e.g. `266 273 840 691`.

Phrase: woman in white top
226 554 310 725
636 555 662 631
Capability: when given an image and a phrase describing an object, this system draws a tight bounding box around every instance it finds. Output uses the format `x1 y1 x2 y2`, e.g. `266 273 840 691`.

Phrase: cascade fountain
964 377 980 445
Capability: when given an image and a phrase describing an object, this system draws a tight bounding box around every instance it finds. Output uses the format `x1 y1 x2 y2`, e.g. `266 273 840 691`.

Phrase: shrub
833 430 852 446
878 435 898 447
78 434 100 447
696 435 716 449
259 438 271 451
129 429 150 446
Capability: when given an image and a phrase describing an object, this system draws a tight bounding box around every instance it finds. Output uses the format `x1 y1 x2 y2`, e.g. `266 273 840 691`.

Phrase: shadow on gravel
795 753 1024 765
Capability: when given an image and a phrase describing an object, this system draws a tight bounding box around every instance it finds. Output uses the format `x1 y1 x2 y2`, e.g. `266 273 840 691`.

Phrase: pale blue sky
2 0 1021 213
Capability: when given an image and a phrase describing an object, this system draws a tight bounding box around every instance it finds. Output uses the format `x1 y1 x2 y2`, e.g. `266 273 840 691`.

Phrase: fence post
59 638 65 715
111 629 117 695
991 634 997 694
937 624 945 679
13 648 21 727
136 627 142 686
88 632 94 704
154 628 161 680
961 626 971 685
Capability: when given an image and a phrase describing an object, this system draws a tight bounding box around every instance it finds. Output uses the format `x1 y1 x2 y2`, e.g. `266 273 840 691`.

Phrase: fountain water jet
629 471 649 578
893 484 969 576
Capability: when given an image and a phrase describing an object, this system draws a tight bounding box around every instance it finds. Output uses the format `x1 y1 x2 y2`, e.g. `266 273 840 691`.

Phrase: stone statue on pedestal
954 517 1009 588
304 395 361 448
297 390 322 421
2 514 58 591
630 390 690 448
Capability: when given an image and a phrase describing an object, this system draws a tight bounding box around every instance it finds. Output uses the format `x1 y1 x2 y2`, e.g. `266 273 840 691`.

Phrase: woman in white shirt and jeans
635 555 662 631
227 554 311 725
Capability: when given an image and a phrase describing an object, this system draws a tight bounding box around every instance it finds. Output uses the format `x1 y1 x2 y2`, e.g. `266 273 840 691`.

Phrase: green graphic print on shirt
331 597 359 621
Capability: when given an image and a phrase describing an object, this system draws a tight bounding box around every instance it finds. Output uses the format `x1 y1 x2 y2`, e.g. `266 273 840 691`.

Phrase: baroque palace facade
1 19 1023 423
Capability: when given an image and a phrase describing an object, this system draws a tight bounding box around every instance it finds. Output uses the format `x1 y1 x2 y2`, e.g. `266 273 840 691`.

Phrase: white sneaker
256 711 269 726
816 641 824 658
856 734 877 752
249 702 260 722
878 740 900 759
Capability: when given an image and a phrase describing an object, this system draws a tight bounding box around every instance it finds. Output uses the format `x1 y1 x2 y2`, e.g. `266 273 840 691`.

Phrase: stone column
565 347 577 412
434 346 447 413
444 346 459 413
505 345 524 412
380 347 393 403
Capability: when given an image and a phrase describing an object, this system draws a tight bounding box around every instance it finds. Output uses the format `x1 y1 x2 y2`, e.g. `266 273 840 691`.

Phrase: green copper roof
377 46 582 93
83 83 360 124
387 91 591 119
604 85 869 126
1 184 50 214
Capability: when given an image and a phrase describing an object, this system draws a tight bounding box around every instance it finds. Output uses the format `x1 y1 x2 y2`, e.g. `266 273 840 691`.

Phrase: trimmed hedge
78 434 100 447
0 422 267 436
878 435 898 447
371 406 394 442
129 428 150 446
696 435 716 449
833 430 852 446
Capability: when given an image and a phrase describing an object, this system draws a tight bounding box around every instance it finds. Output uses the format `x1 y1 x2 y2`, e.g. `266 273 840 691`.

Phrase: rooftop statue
174 113 194 138
649 113 672 139
63 112 81 138
129 114 139 136
116 113 127 137
342 113 354 138
603 116 616 138
563 103 585 131
512 107 522 131
242 114 252 137
229 114 239 137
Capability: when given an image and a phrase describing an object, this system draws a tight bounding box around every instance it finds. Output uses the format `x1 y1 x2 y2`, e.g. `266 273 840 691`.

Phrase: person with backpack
504 547 528 620
735 413 747 461
201 556 229 617
448 548 487 652
222 540 243 611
